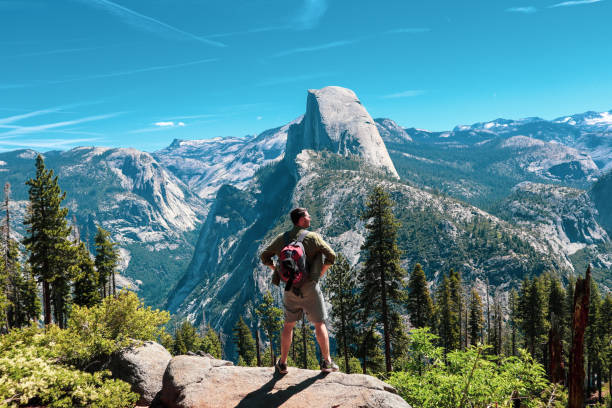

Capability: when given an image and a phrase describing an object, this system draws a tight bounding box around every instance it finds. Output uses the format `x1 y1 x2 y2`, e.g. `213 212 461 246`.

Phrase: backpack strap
296 230 309 243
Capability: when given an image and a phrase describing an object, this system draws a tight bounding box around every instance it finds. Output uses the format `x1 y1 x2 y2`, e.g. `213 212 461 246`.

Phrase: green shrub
0 327 138 408
387 328 559 408
54 290 170 368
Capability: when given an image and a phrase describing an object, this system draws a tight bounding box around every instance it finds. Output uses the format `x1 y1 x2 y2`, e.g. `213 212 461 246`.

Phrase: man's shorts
283 280 328 323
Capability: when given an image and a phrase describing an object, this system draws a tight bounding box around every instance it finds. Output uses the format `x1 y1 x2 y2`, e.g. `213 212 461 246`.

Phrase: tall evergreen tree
585 281 603 397
73 242 100 307
509 289 519 356
23 154 76 327
389 311 410 362
202 325 222 359
255 291 283 365
468 289 483 346
359 185 406 373
435 273 460 353
448 269 463 349
407 263 433 328
358 324 385 374
0 258 8 331
547 274 566 339
94 226 118 297
290 319 318 370
5 240 40 328
490 298 504 355
233 316 256 365
518 277 548 357
323 253 359 373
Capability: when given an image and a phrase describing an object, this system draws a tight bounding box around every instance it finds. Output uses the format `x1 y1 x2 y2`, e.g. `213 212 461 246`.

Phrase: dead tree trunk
568 265 591 408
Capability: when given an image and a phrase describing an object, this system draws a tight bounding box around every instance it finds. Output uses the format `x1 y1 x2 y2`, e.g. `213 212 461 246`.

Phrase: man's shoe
320 359 339 373
275 358 288 375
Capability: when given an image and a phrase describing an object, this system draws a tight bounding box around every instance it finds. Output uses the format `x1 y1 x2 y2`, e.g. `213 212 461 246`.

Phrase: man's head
290 207 311 228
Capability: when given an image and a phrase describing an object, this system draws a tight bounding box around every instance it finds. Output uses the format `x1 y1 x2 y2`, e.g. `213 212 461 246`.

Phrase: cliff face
285 86 399 178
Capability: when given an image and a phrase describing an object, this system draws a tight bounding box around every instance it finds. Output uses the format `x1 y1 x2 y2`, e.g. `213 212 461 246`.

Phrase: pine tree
585 282 603 397
547 274 566 339
359 185 406 373
448 269 463 349
73 242 100 307
435 274 460 353
24 154 76 327
358 324 385 374
233 316 256 365
202 325 223 359
0 258 9 332
290 319 318 370
390 311 410 362
509 289 519 356
255 291 283 365
468 289 483 346
518 277 548 358
490 298 504 355
94 226 118 298
323 253 358 373
4 240 39 328
407 263 433 328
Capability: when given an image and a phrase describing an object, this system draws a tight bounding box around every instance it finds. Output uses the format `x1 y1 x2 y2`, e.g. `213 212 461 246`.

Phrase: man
260 207 339 374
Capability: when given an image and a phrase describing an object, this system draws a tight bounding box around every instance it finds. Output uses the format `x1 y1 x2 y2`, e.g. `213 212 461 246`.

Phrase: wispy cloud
256 72 332 87
548 0 602 6
273 40 355 58
294 0 328 30
505 6 538 13
7 45 107 58
0 138 101 149
0 58 217 89
0 107 63 125
0 113 121 137
74 0 226 47
205 25 288 39
154 121 185 127
381 90 426 99
385 28 431 34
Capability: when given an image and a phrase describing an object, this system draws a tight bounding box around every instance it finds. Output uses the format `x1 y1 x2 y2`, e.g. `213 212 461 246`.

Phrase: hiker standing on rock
260 207 339 374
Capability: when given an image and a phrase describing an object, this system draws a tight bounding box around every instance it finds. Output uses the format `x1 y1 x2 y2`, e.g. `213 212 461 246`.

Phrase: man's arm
314 233 336 278
260 234 284 267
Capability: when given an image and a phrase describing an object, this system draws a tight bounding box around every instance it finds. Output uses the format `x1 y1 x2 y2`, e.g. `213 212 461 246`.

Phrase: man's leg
280 321 296 364
314 321 331 362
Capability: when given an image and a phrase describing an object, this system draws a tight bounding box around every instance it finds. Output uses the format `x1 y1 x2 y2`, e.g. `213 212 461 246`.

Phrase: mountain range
1 86 610 355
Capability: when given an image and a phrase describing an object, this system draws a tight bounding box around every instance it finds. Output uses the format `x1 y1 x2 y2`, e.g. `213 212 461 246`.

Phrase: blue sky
1 0 611 152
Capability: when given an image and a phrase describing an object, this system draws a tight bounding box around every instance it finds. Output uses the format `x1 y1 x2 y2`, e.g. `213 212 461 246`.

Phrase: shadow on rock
235 371 329 408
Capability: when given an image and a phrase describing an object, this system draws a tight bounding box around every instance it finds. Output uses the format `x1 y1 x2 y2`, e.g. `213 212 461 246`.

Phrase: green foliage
337 355 363 374
94 226 119 298
0 326 138 408
322 253 359 372
73 242 100 307
24 154 77 327
435 273 460 352
518 276 548 357
407 263 434 328
388 330 555 408
468 289 484 346
255 291 283 360
233 316 256 365
54 290 170 368
289 319 319 370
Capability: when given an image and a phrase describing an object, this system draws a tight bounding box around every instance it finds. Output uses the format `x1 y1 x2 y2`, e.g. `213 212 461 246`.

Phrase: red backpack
278 230 309 291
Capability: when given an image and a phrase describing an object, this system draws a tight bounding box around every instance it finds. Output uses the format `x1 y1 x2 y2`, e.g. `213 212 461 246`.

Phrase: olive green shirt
260 226 336 283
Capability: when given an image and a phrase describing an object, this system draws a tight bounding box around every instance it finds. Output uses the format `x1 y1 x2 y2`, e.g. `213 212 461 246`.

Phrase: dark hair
290 208 307 225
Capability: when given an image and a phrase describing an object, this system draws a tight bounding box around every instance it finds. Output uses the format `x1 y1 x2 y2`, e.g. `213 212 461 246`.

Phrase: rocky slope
0 147 206 306
153 118 298 203
376 119 600 209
